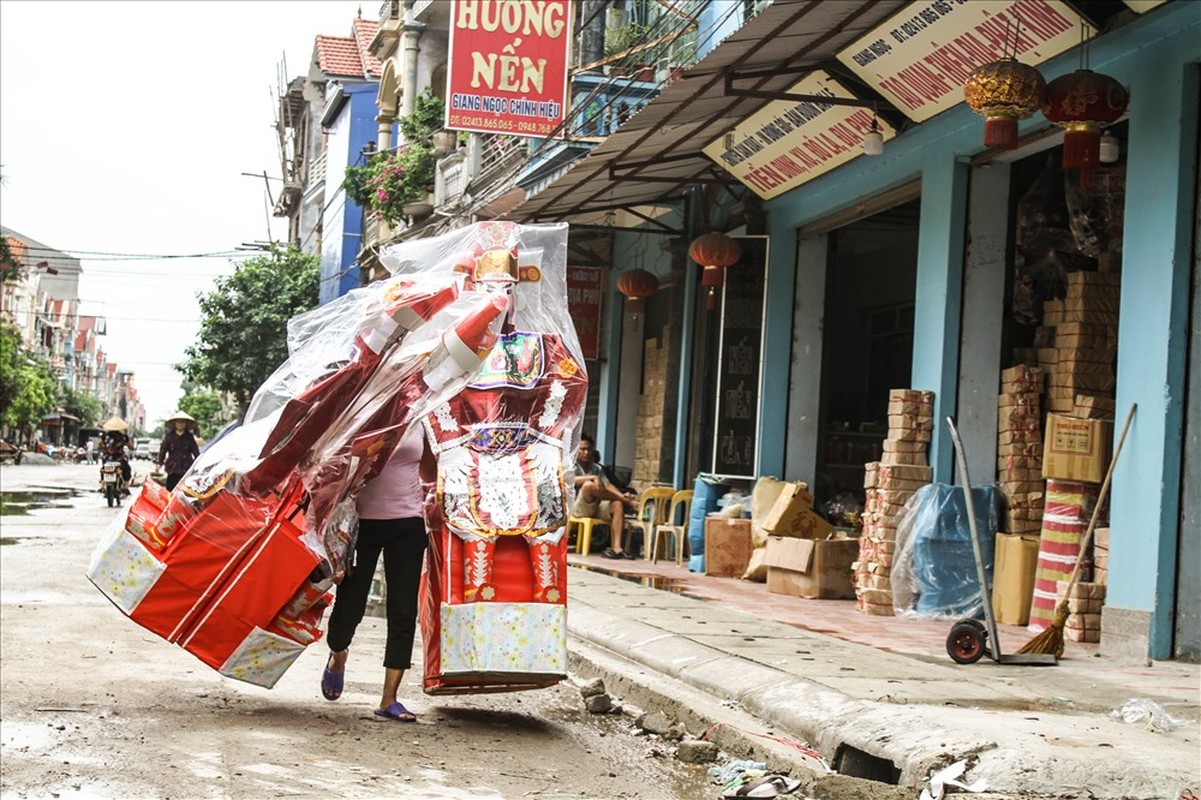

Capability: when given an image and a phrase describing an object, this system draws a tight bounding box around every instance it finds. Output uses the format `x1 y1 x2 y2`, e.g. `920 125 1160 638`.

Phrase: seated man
572 434 636 559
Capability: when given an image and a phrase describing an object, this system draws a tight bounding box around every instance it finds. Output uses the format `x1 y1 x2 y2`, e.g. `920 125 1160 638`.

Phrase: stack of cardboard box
762 482 856 600
1046 272 1120 415
1093 527 1110 585
1061 580 1107 643
997 364 1045 538
853 389 934 616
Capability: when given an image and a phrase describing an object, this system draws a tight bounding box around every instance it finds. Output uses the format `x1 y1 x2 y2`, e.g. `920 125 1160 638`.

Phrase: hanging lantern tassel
1042 70 1129 188
701 265 724 310
688 232 741 313
963 58 1047 151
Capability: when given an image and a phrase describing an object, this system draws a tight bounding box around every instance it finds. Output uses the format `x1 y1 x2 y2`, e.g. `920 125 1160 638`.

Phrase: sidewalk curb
566 580 1199 799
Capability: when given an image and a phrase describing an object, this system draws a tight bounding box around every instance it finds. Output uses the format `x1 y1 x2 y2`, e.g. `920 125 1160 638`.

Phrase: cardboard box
1043 414 1113 484
703 518 753 577
762 482 833 539
765 535 858 599
992 533 1039 625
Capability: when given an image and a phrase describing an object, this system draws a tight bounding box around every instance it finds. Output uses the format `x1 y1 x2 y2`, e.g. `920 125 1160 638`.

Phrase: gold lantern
963 58 1047 150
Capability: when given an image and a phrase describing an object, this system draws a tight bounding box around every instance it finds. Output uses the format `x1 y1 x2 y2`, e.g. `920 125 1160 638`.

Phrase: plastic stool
567 516 608 555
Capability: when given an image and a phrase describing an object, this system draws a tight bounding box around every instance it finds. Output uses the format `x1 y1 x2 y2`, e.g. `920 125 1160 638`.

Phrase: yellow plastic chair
626 487 675 556
567 515 609 555
651 490 694 566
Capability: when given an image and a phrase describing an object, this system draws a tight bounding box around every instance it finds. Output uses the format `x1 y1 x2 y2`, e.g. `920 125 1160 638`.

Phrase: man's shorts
571 491 612 521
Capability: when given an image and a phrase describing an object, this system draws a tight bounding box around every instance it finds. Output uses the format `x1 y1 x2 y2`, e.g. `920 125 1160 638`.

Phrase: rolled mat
1027 479 1104 632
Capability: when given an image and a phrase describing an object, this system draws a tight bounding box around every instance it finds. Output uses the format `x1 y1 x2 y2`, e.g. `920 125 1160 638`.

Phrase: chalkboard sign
711 236 768 479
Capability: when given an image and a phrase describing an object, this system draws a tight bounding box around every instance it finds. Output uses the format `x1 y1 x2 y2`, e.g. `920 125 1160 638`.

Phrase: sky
0 0 367 429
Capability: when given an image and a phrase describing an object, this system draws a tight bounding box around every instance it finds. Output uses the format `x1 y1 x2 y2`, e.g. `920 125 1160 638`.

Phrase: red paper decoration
1042 69 1129 186
688 232 741 310
616 268 659 313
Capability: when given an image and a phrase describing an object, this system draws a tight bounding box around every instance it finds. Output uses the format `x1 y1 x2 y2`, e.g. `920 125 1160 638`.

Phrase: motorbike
100 460 128 507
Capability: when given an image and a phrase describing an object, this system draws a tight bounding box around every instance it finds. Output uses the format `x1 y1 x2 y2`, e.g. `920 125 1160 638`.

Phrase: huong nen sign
446 0 573 138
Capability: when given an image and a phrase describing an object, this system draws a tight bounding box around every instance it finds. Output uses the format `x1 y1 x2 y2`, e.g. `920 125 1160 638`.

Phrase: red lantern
1042 69 1128 187
688 232 741 310
963 58 1046 150
616 268 659 313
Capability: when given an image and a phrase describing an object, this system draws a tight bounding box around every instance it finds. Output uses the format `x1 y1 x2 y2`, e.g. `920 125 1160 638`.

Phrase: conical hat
101 416 129 432
165 410 196 426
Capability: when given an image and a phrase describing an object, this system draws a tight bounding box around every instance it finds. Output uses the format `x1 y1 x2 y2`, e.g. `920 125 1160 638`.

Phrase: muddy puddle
570 563 698 597
0 489 79 515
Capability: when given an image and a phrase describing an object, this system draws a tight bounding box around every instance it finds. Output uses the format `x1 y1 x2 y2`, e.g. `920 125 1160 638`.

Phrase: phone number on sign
450 115 554 135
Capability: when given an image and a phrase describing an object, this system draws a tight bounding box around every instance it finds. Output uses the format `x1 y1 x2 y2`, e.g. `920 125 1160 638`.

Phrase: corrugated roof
511 0 906 223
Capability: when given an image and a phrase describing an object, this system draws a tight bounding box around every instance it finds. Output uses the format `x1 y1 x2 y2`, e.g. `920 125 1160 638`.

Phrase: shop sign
445 0 572 137
701 71 898 200
837 0 1091 123
565 265 603 361
1122 0 1167 11
712 236 768 480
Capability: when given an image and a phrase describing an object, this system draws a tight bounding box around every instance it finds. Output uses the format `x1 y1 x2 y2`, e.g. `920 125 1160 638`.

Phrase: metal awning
510 0 907 224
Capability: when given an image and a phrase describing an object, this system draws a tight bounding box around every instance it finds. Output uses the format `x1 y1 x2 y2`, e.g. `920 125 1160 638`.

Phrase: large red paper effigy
88 222 585 692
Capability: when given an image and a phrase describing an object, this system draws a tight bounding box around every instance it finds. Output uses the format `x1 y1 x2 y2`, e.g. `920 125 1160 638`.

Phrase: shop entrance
1177 126 1201 662
815 200 920 510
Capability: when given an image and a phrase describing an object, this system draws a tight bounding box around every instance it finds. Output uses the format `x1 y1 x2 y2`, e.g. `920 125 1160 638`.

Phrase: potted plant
341 90 444 223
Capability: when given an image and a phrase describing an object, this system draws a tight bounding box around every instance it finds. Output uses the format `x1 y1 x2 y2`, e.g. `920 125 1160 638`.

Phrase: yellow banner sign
702 71 897 200
1123 0 1167 11
837 0 1091 123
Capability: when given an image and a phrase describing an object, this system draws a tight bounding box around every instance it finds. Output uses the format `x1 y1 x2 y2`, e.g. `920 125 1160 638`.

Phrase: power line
6 244 256 261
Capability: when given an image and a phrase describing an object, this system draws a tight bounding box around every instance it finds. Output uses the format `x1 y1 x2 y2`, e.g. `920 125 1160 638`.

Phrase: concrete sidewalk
564 554 1200 799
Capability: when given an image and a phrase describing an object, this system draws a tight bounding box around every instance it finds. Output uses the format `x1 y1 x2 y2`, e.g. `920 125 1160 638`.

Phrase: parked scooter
100 460 128 507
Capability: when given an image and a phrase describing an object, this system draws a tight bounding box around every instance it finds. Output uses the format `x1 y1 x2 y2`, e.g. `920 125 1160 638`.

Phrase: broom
1017 403 1136 657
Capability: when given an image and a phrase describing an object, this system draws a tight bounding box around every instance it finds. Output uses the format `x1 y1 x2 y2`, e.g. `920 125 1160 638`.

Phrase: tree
178 247 319 417
60 385 102 427
0 320 22 415
4 354 58 444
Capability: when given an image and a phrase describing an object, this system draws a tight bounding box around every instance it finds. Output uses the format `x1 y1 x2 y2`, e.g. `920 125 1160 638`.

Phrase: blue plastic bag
686 474 728 572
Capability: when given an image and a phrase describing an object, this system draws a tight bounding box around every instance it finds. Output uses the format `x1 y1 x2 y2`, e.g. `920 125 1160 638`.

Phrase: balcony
369 0 401 59
467 134 528 195
309 151 327 186
362 210 394 250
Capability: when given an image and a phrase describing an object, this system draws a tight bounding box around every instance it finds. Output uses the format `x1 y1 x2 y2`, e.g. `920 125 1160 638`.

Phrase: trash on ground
708 759 767 786
1111 698 1189 732
721 773 802 798
919 759 988 800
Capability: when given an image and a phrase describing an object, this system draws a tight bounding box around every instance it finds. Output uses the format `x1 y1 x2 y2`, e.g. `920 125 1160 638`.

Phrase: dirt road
0 463 716 799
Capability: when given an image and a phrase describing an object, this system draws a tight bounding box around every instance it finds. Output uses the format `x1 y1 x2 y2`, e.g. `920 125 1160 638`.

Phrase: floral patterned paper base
86 512 165 615
219 627 306 689
440 602 566 675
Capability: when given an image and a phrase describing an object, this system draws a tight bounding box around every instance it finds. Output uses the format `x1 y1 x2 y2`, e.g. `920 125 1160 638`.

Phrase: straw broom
1017 403 1136 658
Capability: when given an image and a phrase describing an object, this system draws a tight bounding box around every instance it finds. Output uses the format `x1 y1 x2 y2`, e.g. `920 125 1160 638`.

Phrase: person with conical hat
100 418 132 490
157 411 199 491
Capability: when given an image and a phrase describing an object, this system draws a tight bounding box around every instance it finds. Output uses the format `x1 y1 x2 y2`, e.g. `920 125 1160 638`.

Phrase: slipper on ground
374 702 417 722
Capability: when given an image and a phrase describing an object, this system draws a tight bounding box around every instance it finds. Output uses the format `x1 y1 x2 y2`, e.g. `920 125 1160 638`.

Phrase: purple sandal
373 702 417 722
321 660 343 701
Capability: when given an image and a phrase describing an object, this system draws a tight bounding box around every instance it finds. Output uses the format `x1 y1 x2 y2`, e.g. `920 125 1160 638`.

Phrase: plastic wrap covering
88 221 583 691
891 483 1001 619
394 223 586 694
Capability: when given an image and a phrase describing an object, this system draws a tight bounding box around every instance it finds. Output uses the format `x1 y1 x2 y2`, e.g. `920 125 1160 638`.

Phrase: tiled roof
315 18 381 79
